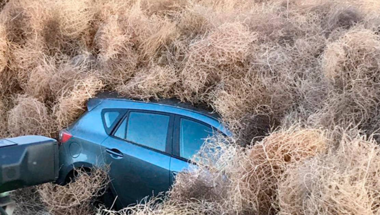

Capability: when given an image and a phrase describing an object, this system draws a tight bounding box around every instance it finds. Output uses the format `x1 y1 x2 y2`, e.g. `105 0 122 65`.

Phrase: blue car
56 98 231 208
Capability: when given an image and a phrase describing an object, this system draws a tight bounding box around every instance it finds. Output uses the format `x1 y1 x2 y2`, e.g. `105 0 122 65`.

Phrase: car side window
179 118 213 160
104 111 120 128
114 117 127 139
114 112 170 152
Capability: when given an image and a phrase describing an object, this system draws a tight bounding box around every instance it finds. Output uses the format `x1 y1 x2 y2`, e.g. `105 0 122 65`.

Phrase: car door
102 110 173 207
169 116 214 184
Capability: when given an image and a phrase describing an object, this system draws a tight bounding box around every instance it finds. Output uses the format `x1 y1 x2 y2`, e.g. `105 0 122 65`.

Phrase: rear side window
102 109 126 134
104 112 120 128
114 112 170 152
180 118 213 160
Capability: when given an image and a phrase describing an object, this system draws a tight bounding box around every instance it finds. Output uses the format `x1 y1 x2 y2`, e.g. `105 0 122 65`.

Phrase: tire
64 168 116 210
97 187 118 210
64 167 92 184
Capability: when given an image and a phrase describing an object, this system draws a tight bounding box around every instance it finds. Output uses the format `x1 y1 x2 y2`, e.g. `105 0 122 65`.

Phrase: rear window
114 112 170 152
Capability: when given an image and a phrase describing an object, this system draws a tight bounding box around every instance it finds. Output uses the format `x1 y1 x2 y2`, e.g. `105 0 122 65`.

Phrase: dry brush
1 0 380 214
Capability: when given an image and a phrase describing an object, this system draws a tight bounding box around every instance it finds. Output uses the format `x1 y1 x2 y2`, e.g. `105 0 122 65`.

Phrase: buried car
56 98 231 208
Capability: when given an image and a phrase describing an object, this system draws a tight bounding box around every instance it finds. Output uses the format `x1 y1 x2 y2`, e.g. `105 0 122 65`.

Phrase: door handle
106 148 123 158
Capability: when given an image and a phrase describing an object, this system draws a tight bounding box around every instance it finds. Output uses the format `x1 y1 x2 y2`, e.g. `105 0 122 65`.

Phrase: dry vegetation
38 168 109 215
278 132 380 215
1 0 380 214
12 168 109 215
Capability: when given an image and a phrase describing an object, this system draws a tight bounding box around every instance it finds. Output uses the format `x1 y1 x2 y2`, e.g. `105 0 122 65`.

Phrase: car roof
87 92 232 137
88 92 221 120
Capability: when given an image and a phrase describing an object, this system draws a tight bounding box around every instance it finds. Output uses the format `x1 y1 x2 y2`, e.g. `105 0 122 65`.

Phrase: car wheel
64 168 116 210
64 167 92 184
94 186 118 210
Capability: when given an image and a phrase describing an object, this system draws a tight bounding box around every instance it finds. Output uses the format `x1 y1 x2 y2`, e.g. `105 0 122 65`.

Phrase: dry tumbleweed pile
1 0 380 214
